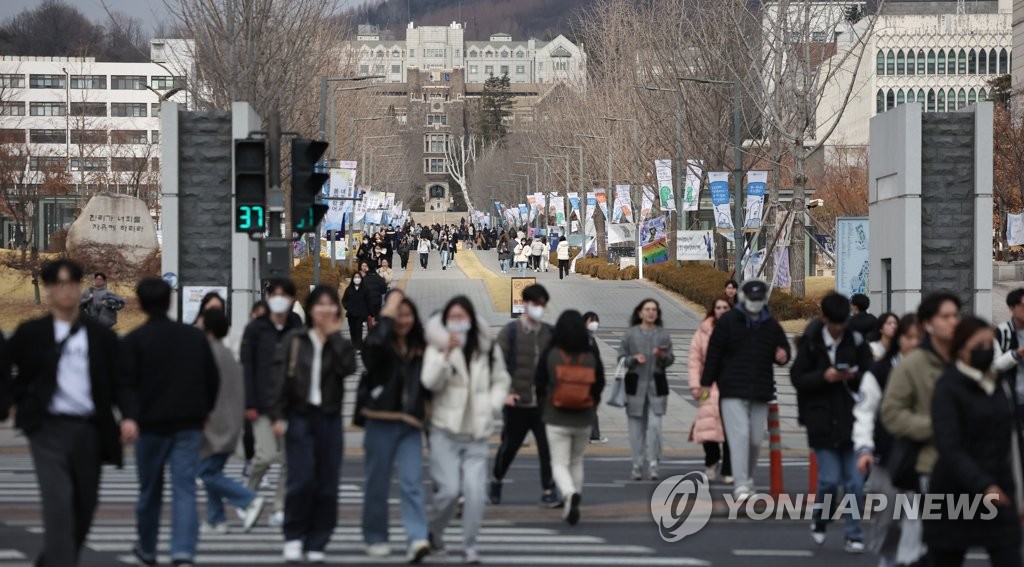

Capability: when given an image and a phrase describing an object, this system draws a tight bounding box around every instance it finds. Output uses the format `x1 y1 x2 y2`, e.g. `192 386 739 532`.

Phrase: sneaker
407 539 430 564
200 522 228 535
132 545 156 567
235 507 246 521
589 436 609 444
722 475 734 485
241 460 252 477
810 522 827 545
564 493 582 526
366 543 391 558
268 510 284 527
282 540 303 563
428 531 446 554
648 464 660 481
844 539 865 554
306 551 326 563
464 548 481 564
489 479 503 505
704 466 718 482
631 465 643 481
541 489 562 508
733 485 752 503
242 496 265 532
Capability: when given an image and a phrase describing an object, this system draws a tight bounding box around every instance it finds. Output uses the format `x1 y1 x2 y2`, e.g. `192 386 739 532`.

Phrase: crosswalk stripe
114 555 711 565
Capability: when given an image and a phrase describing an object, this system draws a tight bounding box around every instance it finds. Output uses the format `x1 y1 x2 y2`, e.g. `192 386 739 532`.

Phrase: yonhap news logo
649 472 713 542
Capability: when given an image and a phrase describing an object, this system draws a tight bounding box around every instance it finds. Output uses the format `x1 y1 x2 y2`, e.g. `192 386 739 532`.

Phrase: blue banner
708 172 733 231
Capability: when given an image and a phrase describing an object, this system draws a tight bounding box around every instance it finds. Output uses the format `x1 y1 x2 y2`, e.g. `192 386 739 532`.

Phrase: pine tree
477 73 514 146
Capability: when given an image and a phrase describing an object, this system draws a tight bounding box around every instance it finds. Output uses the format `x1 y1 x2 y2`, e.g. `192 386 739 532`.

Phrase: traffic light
234 139 267 233
291 138 329 233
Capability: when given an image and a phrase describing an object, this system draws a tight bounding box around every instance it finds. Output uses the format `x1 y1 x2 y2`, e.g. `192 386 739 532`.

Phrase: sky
0 0 173 32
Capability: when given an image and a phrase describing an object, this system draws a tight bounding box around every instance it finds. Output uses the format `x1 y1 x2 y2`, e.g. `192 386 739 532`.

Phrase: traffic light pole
267 111 283 237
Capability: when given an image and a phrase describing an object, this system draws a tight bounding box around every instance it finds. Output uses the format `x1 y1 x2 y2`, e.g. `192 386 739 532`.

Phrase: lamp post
551 144 585 254
317 74 384 158
637 85 686 234
360 135 401 186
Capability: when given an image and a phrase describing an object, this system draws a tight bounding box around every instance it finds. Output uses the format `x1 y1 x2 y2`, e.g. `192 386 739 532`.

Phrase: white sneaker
844 539 865 554
366 543 391 557
723 475 734 485
704 466 718 482
241 496 265 532
306 551 326 563
733 485 752 502
407 539 430 563
200 522 228 535
464 548 481 564
268 510 284 527
259 476 272 490
282 540 303 563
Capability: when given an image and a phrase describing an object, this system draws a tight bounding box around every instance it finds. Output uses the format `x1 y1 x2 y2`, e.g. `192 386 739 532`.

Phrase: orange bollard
768 401 783 498
808 450 819 502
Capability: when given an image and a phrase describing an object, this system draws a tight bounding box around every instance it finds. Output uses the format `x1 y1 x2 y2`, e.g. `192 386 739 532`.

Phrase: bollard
768 401 783 498
808 450 819 502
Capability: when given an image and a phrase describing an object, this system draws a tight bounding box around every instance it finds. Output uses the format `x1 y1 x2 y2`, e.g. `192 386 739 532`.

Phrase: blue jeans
441 250 450 267
517 261 527 277
198 452 257 525
362 420 428 545
812 446 864 542
134 429 203 563
285 409 342 552
499 258 509 272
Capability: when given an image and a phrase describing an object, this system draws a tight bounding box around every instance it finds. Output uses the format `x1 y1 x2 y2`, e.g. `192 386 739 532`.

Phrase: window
876 89 884 113
876 51 885 75
391 65 400 74
70 75 106 89
470 50 478 57
927 88 936 112
424 133 447 153
927 49 936 74
906 89 915 104
907 50 915 75
112 157 147 172
957 49 966 74
1000 48 1009 74
896 50 905 75
29 74 65 89
968 88 977 105
426 114 447 126
538 62 544 71
990 48 999 74
979 88 988 101
428 92 445 100
516 51 524 58
957 88 966 110
408 49 415 57
0 129 23 143
946 50 956 74
0 102 24 116
111 75 146 90
886 50 895 75
151 130 160 144
424 158 445 173
29 129 66 143
151 103 161 117
30 156 65 171
886 89 894 110
360 64 370 74
485 65 494 75
485 51 493 58
70 130 106 144
0 74 24 88
376 50 384 58
516 65 525 74
392 50 400 58
917 50 925 74
896 89 905 106
150 76 184 90
937 50 946 74
70 157 107 172
811 31 828 43
968 49 977 74
70 102 106 117
29 102 65 117
918 88 925 107
937 89 946 111
979 49 988 74
469 65 478 74
500 65 509 75
554 61 568 71
501 50 509 58
110 103 147 117
111 130 148 144
374 65 385 74
424 48 445 58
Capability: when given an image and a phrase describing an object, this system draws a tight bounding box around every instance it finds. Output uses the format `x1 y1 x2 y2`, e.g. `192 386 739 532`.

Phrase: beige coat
688 317 724 443
880 345 946 474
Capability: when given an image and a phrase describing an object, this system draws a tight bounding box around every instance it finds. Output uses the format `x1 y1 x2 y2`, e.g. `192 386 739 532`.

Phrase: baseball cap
741 279 768 301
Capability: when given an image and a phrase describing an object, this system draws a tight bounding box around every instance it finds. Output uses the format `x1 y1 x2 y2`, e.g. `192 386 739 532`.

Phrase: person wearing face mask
514 239 530 277
417 234 432 270
360 263 388 322
491 285 560 507
240 279 303 528
925 317 1023 567
619 299 676 481
688 296 733 483
790 293 874 554
583 312 607 444
267 286 357 563
342 273 371 348
421 296 511 565
357 237 372 267
700 279 790 499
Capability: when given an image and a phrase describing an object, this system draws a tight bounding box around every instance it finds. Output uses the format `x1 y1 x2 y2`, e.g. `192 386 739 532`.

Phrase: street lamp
349 116 389 163
360 135 401 186
317 74 384 151
636 85 686 232
551 144 586 255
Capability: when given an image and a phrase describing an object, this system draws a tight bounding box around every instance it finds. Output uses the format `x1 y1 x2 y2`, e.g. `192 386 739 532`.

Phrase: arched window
917 50 926 74
968 88 977 105
990 48 999 74
895 89 905 105
887 50 895 75
927 49 936 74
927 88 936 112
1000 48 1009 74
937 88 946 111
429 185 446 199
937 50 946 74
968 49 977 74
877 50 885 75
907 50 916 75
469 50 478 58
877 89 885 113
896 50 905 74
957 49 967 74
979 88 988 101
957 88 967 109
979 49 988 73
947 50 957 74
887 89 895 110
906 89 916 104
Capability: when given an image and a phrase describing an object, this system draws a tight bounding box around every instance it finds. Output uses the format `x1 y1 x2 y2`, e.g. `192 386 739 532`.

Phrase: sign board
836 217 869 297
510 277 537 317
181 285 229 325
676 230 716 261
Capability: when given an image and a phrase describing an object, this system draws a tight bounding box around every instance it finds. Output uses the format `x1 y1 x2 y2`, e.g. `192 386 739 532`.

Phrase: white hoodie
421 314 511 440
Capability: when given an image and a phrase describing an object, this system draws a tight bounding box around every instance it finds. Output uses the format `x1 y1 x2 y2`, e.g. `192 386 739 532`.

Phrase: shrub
291 256 359 304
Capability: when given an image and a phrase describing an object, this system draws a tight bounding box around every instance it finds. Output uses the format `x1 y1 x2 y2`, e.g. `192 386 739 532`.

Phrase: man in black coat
5 259 137 567
790 292 873 553
359 261 387 319
848 293 877 340
122 278 220 567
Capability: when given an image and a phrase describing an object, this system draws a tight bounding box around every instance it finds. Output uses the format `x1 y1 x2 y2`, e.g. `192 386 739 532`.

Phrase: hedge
291 255 359 304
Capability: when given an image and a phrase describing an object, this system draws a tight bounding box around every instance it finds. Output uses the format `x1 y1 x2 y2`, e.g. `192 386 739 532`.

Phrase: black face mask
969 347 995 371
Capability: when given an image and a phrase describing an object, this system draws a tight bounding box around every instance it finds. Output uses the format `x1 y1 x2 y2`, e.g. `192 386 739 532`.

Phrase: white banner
640 186 655 221
607 223 636 245
612 185 633 224
551 192 566 226
708 172 733 231
836 217 870 297
683 160 703 212
324 163 357 233
744 171 767 229
655 159 676 211
1009 213 1024 246
676 230 716 261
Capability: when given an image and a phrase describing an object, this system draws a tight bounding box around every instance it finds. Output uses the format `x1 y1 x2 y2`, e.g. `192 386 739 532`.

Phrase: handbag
606 358 627 408
885 436 922 491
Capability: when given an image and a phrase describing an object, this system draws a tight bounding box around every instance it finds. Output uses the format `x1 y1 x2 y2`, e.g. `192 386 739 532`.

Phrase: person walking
5 259 136 567
870 313 899 361
357 290 431 562
700 279 790 499
418 234 431 270
535 310 605 526
530 237 545 272
241 279 303 527
497 235 512 274
926 317 1022 567
556 236 571 279
723 279 738 303
192 292 225 328
398 235 411 270
269 286 357 563
849 293 877 339
421 296 511 565
360 262 388 323
378 259 394 289
124 278 220 567
583 312 607 444
688 296 733 483
790 293 873 554
618 299 676 481
342 274 371 348
539 237 551 273
196 308 265 535
439 236 453 271
994 287 1024 412
514 238 530 277
491 284 560 507
79 272 126 328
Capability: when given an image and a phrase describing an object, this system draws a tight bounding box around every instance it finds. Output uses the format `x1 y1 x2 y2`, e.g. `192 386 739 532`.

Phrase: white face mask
267 295 292 315
586 322 599 333
744 299 765 314
352 277 362 286
446 319 472 334
527 305 545 321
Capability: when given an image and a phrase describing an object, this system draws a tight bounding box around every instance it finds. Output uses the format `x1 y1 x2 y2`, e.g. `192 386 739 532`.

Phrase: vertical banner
640 216 669 265
613 185 633 223
773 247 792 288
1008 213 1024 246
551 193 566 226
683 160 703 212
534 192 546 214
744 171 767 229
568 192 580 216
743 248 765 281
676 230 716 261
517 204 529 223
324 162 357 233
655 159 676 211
594 189 608 220
835 217 870 297
640 186 655 221
708 172 733 231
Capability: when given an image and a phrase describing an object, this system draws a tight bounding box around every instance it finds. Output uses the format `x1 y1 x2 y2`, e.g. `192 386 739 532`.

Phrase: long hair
396 293 426 357
873 312 898 343
442 295 480 362
194 291 225 324
553 310 589 354
885 313 919 361
950 316 992 363
306 285 341 321
630 298 663 327
705 295 733 324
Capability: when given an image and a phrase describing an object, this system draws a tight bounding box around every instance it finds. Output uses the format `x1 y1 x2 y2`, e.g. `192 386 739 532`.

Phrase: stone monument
66 193 159 264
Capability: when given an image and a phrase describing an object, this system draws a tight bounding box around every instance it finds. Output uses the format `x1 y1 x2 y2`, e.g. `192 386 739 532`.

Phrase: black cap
741 279 768 301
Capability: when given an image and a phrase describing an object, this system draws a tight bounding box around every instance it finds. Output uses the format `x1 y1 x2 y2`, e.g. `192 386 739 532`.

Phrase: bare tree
443 134 477 210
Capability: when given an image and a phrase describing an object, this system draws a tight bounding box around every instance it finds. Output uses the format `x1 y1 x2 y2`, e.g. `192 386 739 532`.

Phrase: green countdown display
236 204 265 233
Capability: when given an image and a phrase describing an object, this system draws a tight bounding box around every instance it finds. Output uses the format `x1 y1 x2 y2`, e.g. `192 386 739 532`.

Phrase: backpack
552 350 596 410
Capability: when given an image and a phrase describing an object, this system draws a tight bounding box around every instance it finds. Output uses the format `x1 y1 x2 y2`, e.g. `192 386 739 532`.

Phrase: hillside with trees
349 0 590 40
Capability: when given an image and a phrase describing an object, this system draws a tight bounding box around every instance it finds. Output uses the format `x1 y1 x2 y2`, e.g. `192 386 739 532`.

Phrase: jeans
540 253 549 272
134 429 203 563
517 261 527 277
362 420 428 546
811 446 864 542
492 406 555 491
419 253 428 269
198 452 258 525
441 250 450 268
429 430 489 551
284 409 342 553
719 398 768 493
499 258 509 272
703 441 732 476
546 425 589 497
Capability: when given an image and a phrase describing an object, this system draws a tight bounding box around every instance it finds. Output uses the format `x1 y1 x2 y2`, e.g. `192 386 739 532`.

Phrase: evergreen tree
477 73 514 146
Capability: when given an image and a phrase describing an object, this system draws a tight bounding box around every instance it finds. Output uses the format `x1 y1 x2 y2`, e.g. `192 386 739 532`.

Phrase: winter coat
202 339 245 458
618 325 675 418
848 312 877 340
80 286 125 328
362 272 387 316
378 267 394 286
880 341 947 475
688 317 723 443
514 243 530 264
925 362 1023 550
535 345 605 429
268 328 357 421
789 319 873 450
417 239 431 254
240 313 304 412
556 241 570 261
421 314 511 440
497 241 512 261
495 319 554 407
355 317 429 428
700 307 790 402
342 283 371 319
530 240 545 256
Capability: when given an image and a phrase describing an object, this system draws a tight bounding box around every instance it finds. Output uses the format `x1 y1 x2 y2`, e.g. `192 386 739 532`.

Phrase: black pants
29 417 101 567
243 420 255 461
702 441 732 476
419 253 428 269
590 412 602 440
558 259 570 279
492 406 554 490
399 253 409 269
930 546 1022 567
531 255 541 270
284 409 342 553
347 316 364 348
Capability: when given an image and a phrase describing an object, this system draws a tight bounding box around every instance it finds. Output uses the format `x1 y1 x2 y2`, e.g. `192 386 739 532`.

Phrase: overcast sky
0 0 173 31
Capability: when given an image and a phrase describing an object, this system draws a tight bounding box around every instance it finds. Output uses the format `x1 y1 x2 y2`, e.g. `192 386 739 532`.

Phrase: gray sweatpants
429 429 489 551
719 398 768 492
247 415 287 513
627 397 663 470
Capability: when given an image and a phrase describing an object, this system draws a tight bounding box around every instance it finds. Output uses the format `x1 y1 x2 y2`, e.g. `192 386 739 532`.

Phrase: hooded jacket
700 306 790 402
